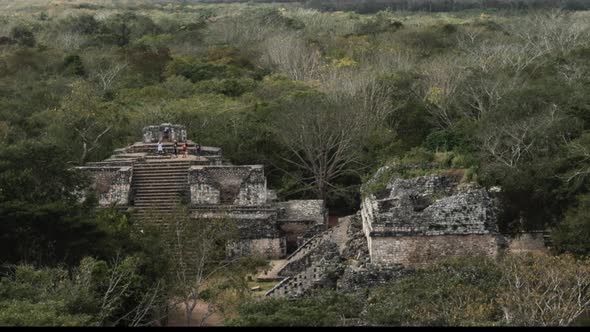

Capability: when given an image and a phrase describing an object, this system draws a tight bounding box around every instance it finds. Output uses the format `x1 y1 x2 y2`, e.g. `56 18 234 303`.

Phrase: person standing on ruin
182 142 187 158
157 141 163 156
196 143 201 156
173 140 178 158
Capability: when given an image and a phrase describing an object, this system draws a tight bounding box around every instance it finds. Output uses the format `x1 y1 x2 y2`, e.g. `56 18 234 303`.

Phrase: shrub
10 26 35 47
365 256 502 326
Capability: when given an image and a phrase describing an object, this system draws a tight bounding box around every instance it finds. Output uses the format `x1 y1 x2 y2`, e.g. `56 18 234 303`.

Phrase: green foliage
194 78 257 97
126 46 172 85
365 256 502 326
357 10 404 35
2 3 590 325
60 14 101 35
10 26 36 47
63 54 86 76
0 140 103 266
0 253 166 327
0 300 93 326
228 290 366 326
165 57 250 83
552 194 590 256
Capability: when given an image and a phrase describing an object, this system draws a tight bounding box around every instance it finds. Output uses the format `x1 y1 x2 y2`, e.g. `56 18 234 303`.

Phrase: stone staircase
131 160 190 220
266 219 352 298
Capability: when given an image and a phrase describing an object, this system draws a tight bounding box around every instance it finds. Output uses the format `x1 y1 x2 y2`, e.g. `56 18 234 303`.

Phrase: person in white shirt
157 141 163 155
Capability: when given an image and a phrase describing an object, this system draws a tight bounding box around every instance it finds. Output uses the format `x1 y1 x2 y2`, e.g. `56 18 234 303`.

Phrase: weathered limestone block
142 123 187 143
275 200 326 252
226 238 286 259
190 183 220 205
276 200 326 225
78 166 132 207
369 234 501 267
234 168 267 206
267 242 341 298
361 171 501 267
189 165 267 206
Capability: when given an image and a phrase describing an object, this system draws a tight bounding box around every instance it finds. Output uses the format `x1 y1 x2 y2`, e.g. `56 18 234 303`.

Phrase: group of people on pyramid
156 140 200 158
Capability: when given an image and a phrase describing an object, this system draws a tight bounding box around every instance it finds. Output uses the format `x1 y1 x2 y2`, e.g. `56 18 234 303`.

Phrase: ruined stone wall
267 241 341 298
226 238 286 259
234 168 267 206
81 166 132 206
276 200 325 225
361 172 501 267
189 166 266 206
192 207 284 259
506 232 549 255
279 221 316 253
369 234 500 267
190 183 220 205
142 123 187 143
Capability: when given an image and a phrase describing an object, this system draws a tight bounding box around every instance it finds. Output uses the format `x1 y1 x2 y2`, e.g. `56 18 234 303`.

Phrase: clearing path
256 259 287 281
166 301 223 327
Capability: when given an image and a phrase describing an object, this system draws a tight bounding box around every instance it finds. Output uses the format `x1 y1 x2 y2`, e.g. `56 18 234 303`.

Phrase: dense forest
1 0 590 326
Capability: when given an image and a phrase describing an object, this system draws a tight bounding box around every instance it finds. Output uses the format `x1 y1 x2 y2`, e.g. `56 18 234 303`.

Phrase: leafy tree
10 26 36 47
270 91 371 203
63 54 86 76
0 140 101 266
552 193 590 256
167 206 266 326
61 14 101 35
0 255 167 326
45 80 126 163
228 290 366 326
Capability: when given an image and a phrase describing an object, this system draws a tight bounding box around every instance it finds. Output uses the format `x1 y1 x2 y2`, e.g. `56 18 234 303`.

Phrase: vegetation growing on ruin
233 254 590 326
2 0 590 326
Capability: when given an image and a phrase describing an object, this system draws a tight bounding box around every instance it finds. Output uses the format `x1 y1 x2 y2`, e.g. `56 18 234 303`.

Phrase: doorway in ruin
280 221 315 255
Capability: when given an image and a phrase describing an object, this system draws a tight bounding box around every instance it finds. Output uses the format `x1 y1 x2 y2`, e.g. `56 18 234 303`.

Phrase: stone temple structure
78 126 549 299
360 170 501 267
263 167 550 298
77 124 326 259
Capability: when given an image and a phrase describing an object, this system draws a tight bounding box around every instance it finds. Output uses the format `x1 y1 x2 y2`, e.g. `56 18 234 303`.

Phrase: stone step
134 197 182 202
133 209 176 214
134 201 182 206
133 174 188 179
134 164 190 169
133 169 188 174
133 180 187 185
134 191 186 196
134 189 186 194
134 200 182 205
134 177 188 185
134 194 183 199
134 196 182 201
134 173 188 178
134 165 189 170
134 171 188 174
134 176 187 180
134 187 186 191
135 192 182 197
134 185 186 190
134 204 180 209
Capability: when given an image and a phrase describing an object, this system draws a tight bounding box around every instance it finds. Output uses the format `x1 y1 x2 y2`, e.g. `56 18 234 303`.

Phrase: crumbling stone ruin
361 171 502 267
77 123 326 260
78 126 549 299
264 166 550 299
